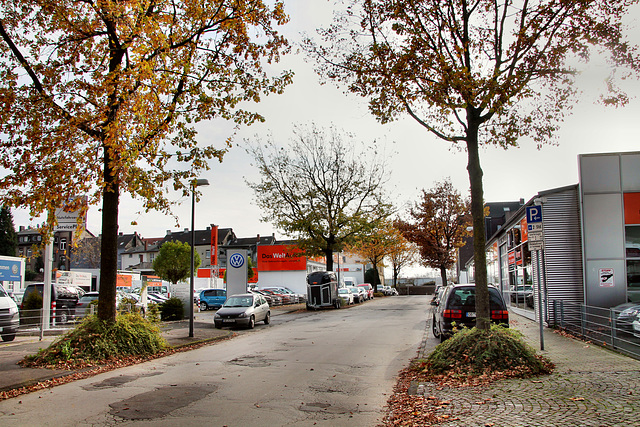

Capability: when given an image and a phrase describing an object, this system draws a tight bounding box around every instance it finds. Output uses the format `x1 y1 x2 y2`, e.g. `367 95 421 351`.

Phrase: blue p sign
526 206 542 223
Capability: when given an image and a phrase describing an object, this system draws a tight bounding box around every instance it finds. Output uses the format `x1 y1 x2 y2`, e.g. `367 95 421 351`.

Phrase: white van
0 284 19 342
343 277 356 288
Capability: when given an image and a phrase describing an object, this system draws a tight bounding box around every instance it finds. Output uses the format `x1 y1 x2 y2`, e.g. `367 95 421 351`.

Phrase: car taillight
444 309 462 319
491 310 509 320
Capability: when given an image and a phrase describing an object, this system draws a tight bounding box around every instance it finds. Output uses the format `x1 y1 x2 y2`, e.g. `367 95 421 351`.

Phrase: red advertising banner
211 225 218 266
520 218 528 242
258 245 306 271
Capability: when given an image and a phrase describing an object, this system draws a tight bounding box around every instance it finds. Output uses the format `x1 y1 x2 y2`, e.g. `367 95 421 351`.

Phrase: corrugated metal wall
536 186 584 322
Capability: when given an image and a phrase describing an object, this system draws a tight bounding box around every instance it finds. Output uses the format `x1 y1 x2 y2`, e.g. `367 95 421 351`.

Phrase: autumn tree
153 241 201 285
305 0 638 330
396 179 471 290
348 221 403 291
386 227 418 288
246 123 393 271
0 1 292 322
0 207 17 257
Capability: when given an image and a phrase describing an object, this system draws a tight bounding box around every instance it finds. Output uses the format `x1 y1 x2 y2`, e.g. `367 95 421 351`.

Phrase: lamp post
190 178 209 337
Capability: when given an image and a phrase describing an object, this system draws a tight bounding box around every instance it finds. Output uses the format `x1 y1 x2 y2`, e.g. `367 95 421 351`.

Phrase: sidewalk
0 303 306 395
416 313 640 426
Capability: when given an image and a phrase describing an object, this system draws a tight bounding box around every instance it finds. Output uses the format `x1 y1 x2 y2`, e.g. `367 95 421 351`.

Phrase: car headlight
238 311 248 318
9 305 18 316
214 313 221 318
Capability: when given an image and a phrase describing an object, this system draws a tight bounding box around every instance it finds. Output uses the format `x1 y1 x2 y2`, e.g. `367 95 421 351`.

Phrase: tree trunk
325 247 334 272
439 265 447 288
466 113 490 331
97 147 119 323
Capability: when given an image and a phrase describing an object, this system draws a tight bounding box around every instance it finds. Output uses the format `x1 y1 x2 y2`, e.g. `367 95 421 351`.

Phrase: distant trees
246 124 393 271
153 241 200 285
396 179 471 287
386 227 418 288
0 207 17 256
348 221 404 291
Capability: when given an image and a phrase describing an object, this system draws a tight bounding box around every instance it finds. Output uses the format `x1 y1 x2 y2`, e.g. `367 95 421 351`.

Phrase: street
0 295 431 426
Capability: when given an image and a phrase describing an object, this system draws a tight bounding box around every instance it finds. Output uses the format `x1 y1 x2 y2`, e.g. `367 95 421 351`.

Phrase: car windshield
448 287 504 309
0 284 8 298
224 296 253 307
339 289 349 294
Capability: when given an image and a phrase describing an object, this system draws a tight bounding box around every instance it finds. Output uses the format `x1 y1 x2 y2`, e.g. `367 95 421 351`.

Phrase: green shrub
423 325 554 378
20 291 43 325
22 313 167 367
22 290 43 309
160 297 184 321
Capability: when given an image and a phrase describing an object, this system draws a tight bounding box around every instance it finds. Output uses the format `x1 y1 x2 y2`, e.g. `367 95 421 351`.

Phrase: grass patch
21 313 167 369
419 325 554 383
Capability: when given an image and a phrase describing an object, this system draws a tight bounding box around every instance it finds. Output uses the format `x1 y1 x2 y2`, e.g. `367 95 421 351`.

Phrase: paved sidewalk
416 314 640 427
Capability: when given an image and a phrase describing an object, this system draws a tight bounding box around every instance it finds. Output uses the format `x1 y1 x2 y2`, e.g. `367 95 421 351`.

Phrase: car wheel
200 302 208 311
264 311 271 325
1 331 16 342
247 315 255 329
432 317 440 338
59 310 68 324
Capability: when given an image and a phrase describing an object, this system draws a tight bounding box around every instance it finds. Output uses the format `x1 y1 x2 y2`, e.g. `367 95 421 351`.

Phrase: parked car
280 286 306 303
432 284 509 342
357 283 374 300
262 287 298 304
0 284 19 342
349 286 366 303
214 293 270 329
21 283 85 324
261 288 292 305
613 302 640 334
9 290 24 305
250 289 282 306
633 314 640 339
510 285 533 303
338 287 354 305
75 291 100 318
199 289 227 311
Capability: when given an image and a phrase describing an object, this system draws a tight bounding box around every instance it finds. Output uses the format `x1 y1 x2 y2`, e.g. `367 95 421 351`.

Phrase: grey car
214 293 270 329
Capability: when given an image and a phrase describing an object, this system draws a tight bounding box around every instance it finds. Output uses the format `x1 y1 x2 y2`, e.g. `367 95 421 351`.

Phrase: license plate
467 312 476 318
223 319 235 323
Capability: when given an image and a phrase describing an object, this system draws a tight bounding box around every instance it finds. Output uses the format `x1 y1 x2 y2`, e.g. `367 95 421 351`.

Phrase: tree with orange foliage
0 1 292 322
396 179 471 288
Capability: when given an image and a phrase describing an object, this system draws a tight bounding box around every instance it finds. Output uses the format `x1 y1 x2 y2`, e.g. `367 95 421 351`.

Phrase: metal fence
550 300 640 360
2 304 145 343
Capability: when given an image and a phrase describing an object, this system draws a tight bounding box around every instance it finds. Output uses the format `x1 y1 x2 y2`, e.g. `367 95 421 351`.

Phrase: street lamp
190 178 209 337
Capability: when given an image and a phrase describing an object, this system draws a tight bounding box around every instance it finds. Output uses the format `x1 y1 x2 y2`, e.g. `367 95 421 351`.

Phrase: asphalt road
0 295 431 426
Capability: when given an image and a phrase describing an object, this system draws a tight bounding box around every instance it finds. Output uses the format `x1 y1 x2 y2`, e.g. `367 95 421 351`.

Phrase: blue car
199 289 226 310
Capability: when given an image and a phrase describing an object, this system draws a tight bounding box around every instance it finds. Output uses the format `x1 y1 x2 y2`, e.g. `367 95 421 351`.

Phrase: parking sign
526 206 542 223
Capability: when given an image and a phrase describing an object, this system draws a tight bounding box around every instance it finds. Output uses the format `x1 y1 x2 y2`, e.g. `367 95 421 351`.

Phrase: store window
625 225 640 302
624 193 640 302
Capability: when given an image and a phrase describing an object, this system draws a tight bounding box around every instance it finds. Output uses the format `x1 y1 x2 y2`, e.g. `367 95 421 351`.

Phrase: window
625 225 640 302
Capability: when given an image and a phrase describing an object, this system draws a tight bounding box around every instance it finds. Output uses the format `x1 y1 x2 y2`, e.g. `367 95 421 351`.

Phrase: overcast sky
11 2 640 276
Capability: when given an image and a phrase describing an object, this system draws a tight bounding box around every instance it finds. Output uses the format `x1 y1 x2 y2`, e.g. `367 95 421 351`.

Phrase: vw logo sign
229 253 245 269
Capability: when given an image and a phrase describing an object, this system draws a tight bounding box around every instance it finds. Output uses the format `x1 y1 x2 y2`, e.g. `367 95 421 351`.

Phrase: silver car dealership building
467 151 640 323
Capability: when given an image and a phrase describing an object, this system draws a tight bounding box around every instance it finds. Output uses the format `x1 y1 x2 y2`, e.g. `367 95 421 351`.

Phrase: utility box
306 271 340 310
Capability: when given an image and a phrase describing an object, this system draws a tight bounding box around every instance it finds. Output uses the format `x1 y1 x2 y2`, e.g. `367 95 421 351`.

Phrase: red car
357 283 374 300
